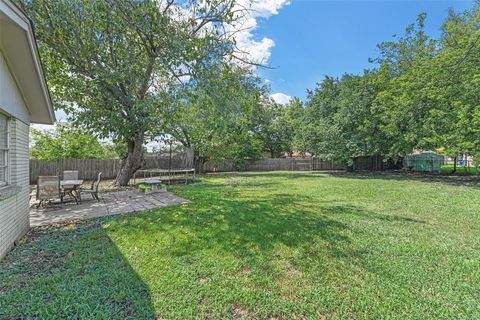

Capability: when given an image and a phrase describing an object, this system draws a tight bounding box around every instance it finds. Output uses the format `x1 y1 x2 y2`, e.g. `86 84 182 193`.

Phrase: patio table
61 179 83 204
141 179 166 194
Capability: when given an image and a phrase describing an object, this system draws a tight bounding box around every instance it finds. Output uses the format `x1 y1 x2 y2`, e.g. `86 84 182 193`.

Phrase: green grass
1 172 480 319
441 165 478 175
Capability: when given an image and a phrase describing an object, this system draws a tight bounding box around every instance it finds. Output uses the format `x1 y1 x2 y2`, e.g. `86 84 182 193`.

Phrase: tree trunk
115 133 144 186
452 156 457 174
193 150 207 174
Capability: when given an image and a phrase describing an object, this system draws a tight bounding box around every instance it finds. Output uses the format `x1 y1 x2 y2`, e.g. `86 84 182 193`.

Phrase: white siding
0 49 30 124
0 49 31 258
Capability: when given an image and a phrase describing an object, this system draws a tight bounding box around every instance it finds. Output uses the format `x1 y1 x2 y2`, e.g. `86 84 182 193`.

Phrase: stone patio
30 190 190 227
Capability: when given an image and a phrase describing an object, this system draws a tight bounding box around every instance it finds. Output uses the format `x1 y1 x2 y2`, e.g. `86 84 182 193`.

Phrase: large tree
297 72 384 166
30 123 118 160
374 7 480 164
20 0 245 185
251 98 303 158
424 6 480 167
372 13 439 158
298 6 480 170
161 65 265 172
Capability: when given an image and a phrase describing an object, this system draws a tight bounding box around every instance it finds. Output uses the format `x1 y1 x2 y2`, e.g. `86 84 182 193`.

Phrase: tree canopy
30 124 119 160
20 0 249 184
297 4 480 168
160 65 266 171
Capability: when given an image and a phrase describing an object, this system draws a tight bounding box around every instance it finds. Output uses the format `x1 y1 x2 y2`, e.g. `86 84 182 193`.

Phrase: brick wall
0 119 30 259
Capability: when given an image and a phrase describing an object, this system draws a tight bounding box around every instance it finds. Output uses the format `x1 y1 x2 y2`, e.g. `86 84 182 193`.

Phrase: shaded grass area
441 165 478 175
0 220 155 318
2 171 480 319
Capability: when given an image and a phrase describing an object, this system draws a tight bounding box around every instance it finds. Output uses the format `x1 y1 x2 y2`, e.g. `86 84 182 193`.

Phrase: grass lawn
1 172 480 319
441 165 478 175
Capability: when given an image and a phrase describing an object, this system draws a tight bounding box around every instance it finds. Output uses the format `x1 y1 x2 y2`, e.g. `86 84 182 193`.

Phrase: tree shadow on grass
132 193 346 253
324 204 426 224
133 191 425 271
0 175 433 319
166 179 475 318
214 170 480 190
107 187 432 319
325 170 480 189
0 181 432 319
0 219 155 319
236 171 324 180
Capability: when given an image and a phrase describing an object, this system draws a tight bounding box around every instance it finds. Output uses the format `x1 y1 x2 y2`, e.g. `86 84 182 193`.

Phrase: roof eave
1 0 55 124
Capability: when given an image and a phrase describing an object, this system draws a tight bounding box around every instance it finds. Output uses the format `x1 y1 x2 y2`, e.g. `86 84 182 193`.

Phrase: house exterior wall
0 49 30 124
0 119 30 259
0 49 31 259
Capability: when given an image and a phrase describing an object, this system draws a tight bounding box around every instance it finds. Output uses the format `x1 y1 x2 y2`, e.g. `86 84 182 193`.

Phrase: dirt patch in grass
275 260 304 290
197 277 209 284
230 304 256 320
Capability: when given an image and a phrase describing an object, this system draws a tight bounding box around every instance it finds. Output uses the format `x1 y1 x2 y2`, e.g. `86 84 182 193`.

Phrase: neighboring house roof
281 151 312 158
0 0 55 124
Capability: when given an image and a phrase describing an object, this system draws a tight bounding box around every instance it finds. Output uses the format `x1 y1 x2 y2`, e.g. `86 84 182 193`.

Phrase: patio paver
30 190 190 227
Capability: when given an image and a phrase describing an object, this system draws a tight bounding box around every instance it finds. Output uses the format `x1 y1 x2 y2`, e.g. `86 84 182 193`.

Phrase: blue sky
255 0 474 103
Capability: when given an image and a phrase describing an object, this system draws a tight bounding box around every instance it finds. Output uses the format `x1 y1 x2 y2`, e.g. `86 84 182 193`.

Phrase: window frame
0 113 10 188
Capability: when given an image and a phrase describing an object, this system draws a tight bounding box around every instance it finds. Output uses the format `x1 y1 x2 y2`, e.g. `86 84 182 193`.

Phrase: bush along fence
30 155 390 184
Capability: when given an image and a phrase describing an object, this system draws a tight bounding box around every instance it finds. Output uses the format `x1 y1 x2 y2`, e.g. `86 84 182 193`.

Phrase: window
0 114 9 187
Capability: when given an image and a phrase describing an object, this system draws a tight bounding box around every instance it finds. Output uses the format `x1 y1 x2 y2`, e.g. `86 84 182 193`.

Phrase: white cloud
229 0 290 66
161 0 290 68
270 92 292 105
251 0 291 17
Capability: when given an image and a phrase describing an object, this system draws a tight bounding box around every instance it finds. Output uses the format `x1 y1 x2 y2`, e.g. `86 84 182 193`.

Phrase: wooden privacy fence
30 156 386 184
353 156 385 171
312 158 347 171
203 159 236 172
245 158 346 171
29 154 191 184
30 159 121 184
245 157 385 172
245 158 318 171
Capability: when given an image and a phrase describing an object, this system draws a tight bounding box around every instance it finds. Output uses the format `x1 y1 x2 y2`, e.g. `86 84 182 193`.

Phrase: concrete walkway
30 190 190 227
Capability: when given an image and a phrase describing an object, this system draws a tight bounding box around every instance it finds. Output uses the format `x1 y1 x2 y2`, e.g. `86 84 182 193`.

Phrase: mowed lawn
1 172 480 319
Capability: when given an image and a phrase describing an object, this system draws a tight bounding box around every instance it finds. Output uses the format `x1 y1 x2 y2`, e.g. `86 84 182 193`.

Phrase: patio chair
80 172 102 201
61 170 81 204
36 176 61 208
63 170 79 180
